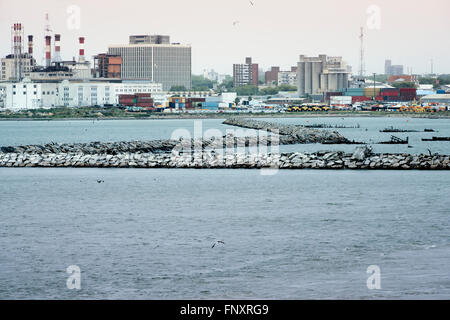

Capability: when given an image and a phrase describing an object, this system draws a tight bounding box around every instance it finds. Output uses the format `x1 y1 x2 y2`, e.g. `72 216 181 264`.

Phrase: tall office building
233 57 258 87
297 55 350 96
108 35 191 91
385 59 404 76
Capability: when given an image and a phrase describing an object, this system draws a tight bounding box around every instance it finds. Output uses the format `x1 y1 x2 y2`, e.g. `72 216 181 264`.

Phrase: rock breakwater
1 150 448 170
222 118 357 144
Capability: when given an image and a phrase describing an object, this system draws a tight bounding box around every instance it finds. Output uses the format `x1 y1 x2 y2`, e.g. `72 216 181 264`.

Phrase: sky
0 0 449 75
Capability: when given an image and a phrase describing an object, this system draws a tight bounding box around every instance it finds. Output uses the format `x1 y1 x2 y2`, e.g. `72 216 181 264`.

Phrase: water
1 117 450 155
0 118 449 299
0 168 449 299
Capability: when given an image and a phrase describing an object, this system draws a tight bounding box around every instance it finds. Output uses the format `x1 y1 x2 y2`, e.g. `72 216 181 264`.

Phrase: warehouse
421 94 450 104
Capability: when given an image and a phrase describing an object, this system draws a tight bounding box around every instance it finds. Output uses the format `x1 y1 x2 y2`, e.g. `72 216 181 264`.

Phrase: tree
259 87 279 95
391 82 416 89
278 84 297 92
234 97 240 105
191 75 215 91
235 85 259 96
170 85 187 91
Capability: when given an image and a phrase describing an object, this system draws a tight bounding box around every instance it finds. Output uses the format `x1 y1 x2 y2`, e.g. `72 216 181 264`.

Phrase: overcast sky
1 0 449 75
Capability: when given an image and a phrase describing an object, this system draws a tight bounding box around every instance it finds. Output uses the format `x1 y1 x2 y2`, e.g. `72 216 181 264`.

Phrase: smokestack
12 23 24 81
28 35 33 56
54 34 61 62
45 35 51 67
78 37 85 63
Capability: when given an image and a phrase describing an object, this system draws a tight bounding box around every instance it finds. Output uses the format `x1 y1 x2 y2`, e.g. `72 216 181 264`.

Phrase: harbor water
0 117 449 299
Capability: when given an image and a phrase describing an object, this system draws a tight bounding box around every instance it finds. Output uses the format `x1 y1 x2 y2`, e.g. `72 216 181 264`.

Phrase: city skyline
0 0 449 76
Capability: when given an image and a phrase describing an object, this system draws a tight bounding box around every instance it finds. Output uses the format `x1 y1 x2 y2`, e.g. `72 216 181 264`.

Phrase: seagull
249 0 254 5
97 180 104 183
233 21 240 26
212 240 225 248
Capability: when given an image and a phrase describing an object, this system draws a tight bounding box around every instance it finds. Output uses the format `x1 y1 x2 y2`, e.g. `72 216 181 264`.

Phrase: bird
97 180 104 183
232 21 240 26
249 0 254 5
211 240 225 248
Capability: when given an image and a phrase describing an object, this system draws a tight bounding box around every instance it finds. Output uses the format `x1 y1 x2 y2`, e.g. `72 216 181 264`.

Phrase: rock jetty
0 149 448 170
223 118 357 144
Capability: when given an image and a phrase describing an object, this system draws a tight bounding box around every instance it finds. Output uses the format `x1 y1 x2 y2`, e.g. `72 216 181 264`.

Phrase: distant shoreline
1 111 450 121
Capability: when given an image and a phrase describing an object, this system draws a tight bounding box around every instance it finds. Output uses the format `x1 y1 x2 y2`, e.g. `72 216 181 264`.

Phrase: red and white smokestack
28 35 33 56
78 37 85 63
45 35 51 67
54 34 61 62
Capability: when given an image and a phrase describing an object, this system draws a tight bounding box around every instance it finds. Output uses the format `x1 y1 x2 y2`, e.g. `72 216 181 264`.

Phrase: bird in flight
212 240 225 248
249 0 254 5
97 180 105 183
233 21 240 26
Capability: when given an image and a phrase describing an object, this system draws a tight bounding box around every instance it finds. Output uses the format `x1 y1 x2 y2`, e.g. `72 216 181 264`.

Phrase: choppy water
0 169 449 299
0 118 449 299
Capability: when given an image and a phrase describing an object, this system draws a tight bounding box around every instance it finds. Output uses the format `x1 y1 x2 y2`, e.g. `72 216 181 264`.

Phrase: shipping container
352 96 371 103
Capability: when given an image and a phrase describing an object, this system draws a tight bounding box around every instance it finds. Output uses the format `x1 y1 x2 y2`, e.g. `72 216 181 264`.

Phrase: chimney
54 34 61 62
28 35 33 56
78 37 85 63
45 35 51 67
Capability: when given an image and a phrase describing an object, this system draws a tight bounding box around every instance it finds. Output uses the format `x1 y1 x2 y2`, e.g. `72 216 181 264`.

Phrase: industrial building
421 94 450 104
94 54 122 78
1 54 36 81
233 57 259 87
108 35 192 91
1 24 36 81
297 55 350 96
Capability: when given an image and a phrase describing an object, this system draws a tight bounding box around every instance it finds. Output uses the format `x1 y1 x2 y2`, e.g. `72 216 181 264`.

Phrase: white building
278 71 297 87
0 79 163 111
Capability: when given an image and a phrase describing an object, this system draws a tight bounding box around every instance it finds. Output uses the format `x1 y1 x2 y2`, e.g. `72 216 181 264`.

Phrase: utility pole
373 73 376 101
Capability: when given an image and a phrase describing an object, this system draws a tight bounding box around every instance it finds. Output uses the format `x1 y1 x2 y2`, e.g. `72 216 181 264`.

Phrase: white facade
278 71 297 86
0 80 54 110
0 79 163 110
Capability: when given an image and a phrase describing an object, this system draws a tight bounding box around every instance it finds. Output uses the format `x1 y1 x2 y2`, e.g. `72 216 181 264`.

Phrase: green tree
259 87 279 95
235 85 259 96
191 75 215 91
278 84 297 92
391 82 416 89
170 85 187 91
